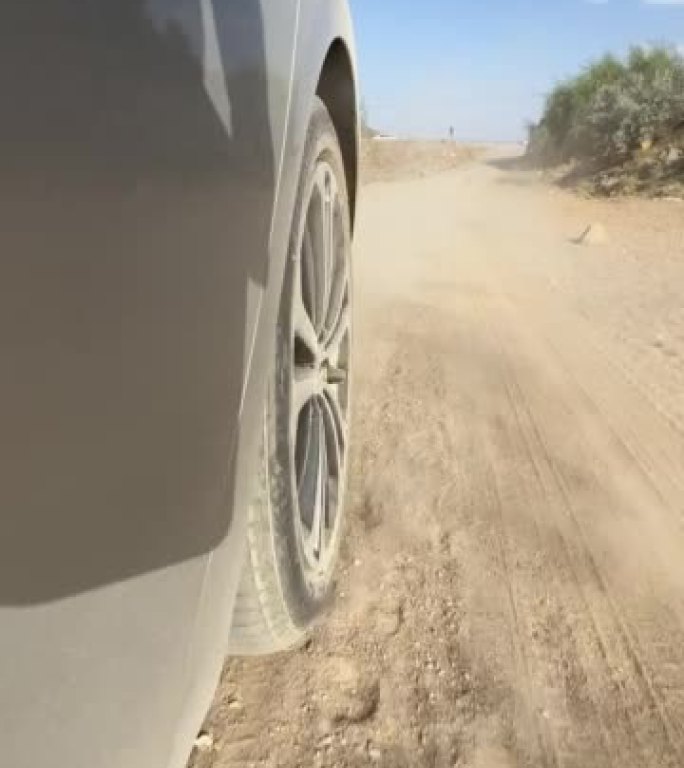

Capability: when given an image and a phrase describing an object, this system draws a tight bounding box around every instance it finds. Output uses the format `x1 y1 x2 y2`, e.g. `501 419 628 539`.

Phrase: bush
528 46 684 166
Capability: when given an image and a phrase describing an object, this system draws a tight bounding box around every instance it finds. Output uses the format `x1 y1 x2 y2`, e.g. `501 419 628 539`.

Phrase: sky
349 0 684 141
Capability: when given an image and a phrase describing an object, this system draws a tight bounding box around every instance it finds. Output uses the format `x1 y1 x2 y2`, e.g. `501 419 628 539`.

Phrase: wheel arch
315 38 359 230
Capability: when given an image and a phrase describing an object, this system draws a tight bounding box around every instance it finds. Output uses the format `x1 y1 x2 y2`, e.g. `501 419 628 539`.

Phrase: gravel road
190 147 684 768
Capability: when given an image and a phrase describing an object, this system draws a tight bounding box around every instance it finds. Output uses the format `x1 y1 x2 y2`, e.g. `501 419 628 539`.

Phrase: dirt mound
361 140 481 184
540 133 684 199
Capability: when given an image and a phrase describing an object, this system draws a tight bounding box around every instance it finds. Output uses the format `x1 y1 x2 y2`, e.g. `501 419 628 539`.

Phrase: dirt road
192 148 684 768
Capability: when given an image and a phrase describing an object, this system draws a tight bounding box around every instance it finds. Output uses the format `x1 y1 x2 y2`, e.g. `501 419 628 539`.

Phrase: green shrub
528 46 684 166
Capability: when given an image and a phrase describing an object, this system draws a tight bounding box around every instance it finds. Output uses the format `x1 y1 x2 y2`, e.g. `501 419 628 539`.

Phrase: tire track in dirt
524 277 684 514
483 285 684 767
467 303 561 768
492 268 684 642
419 205 684 767
468 286 657 768
469 189 684 760
472 294 626 768
493 330 666 766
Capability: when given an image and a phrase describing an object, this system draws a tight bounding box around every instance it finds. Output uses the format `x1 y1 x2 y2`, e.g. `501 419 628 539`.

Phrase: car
0 2 358 767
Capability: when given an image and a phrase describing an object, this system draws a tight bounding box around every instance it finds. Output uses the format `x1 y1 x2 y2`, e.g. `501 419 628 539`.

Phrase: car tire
228 97 353 656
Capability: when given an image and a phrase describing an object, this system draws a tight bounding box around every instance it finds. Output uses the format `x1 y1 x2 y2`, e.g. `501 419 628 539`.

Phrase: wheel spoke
307 402 327 560
293 251 319 361
323 304 350 361
295 403 315 492
314 168 336 337
321 389 346 475
308 180 326 337
292 366 318 417
322 266 348 350
321 213 348 347
301 222 317 331
323 176 335 319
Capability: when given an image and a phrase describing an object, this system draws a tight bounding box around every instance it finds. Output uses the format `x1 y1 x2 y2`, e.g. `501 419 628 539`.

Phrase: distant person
449 126 455 141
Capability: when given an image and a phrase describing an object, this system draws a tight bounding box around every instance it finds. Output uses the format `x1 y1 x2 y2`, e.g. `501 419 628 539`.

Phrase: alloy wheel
290 159 351 578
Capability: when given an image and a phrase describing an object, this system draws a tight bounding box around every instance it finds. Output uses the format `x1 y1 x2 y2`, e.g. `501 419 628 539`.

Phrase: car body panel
0 2 357 767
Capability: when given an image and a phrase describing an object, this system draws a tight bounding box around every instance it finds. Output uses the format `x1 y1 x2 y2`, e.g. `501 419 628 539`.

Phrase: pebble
665 147 682 165
573 223 608 246
316 716 333 736
194 732 214 752
376 607 402 637
317 658 380 724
